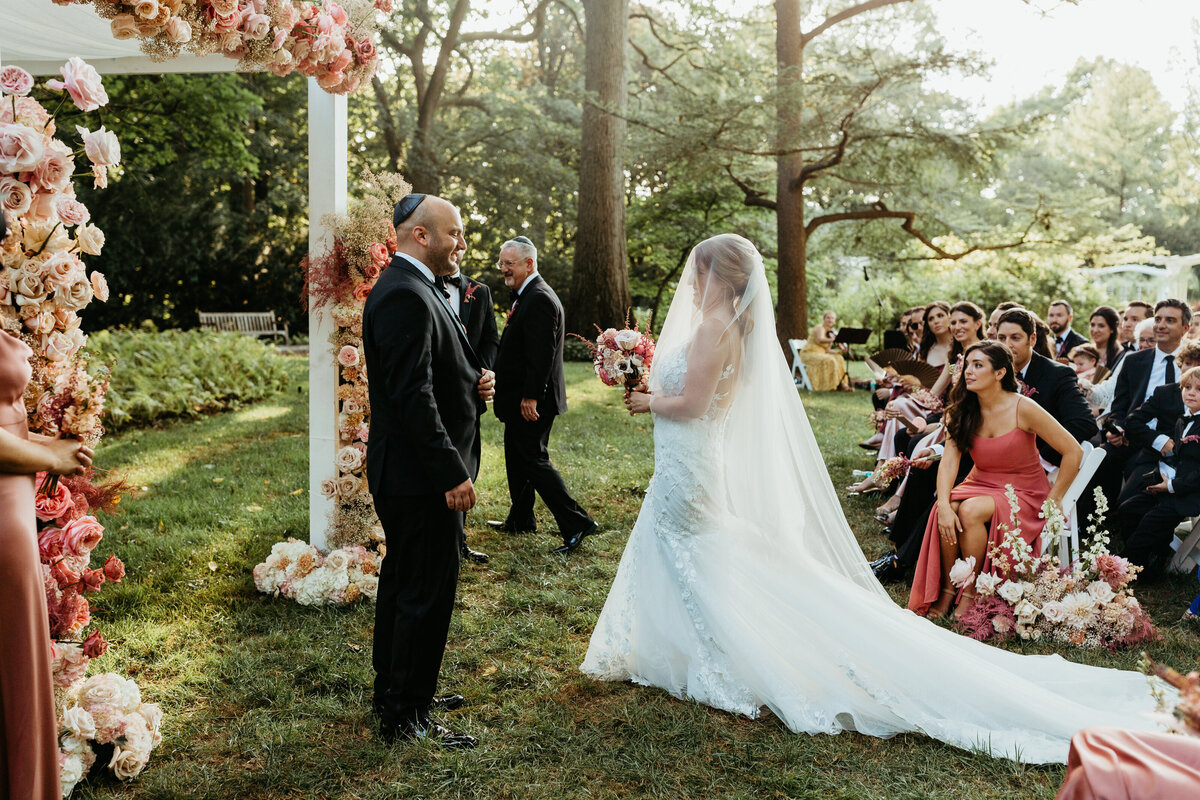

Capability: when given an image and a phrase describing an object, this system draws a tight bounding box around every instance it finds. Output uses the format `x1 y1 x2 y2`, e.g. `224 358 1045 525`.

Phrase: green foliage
87 326 291 430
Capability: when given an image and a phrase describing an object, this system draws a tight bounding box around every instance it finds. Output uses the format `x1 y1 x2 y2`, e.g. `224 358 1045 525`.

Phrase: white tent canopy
1 0 342 549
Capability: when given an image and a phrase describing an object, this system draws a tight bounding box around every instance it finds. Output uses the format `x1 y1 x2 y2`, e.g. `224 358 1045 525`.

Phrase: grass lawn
75 358 1199 800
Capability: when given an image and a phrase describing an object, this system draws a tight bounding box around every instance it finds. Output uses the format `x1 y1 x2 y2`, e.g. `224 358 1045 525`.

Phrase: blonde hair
693 234 755 296
1181 366 1200 389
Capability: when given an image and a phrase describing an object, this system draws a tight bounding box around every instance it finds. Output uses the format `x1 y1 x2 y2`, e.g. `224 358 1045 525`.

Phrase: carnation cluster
954 487 1157 650
253 538 381 605
64 0 386 95
575 321 656 393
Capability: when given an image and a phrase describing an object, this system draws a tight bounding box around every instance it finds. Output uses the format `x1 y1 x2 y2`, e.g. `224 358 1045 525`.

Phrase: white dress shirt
1162 413 1199 493
1144 344 1183 452
394 253 457 316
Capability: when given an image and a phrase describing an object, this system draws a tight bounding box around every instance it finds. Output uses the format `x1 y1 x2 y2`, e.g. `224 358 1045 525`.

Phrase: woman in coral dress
908 341 1082 619
0 328 93 800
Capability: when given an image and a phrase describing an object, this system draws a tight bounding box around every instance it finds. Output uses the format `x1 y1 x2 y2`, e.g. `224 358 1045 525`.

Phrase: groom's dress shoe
461 544 490 564
431 694 465 711
486 519 536 534
380 717 477 749
551 520 598 555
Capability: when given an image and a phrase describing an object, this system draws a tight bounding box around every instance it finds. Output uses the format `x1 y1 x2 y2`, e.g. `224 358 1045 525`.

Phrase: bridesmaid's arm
0 428 92 476
1019 399 1083 507
935 438 963 541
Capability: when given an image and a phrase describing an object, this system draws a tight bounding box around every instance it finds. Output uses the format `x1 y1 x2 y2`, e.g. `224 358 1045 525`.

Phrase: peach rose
90 271 110 302
103 554 125 583
165 16 192 44
352 282 372 302
35 481 74 522
91 165 108 190
0 66 34 97
369 241 388 267
28 310 56 335
56 196 90 227
211 0 237 14
244 13 271 40
132 0 159 21
0 175 32 217
76 223 105 256
43 251 80 288
61 515 104 556
337 345 359 367
0 122 47 174
111 14 139 39
76 125 121 167
362 261 380 280
25 190 60 224
48 58 109 113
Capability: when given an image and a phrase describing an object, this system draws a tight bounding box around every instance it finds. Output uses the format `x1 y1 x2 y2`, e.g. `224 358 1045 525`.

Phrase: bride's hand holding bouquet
624 390 652 416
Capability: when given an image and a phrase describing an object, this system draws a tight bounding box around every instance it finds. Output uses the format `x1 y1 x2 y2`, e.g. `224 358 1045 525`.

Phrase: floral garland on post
1 61 161 797
252 169 408 604
56 0 388 95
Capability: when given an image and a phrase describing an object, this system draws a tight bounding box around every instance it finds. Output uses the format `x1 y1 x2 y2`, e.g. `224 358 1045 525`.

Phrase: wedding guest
985 301 1023 339
1190 303 1200 341
364 193 490 748
1087 305 1123 371
489 237 597 554
1116 366 1200 579
1047 299 1087 361
801 310 851 391
906 306 925 353
1134 316 1156 351
1057 727 1200 799
1119 301 1153 352
918 301 954 367
908 341 1082 618
438 249 500 566
0 326 95 800
1069 344 1102 383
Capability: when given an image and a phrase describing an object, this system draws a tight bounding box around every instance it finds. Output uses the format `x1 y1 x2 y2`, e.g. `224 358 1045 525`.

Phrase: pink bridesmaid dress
0 330 60 800
908 397 1051 615
1056 727 1200 799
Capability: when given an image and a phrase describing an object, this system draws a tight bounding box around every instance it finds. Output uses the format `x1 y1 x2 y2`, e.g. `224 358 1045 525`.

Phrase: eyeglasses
392 193 426 227
496 259 523 268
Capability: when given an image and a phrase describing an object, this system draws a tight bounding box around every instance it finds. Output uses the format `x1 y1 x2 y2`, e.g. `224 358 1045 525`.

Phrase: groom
362 193 493 748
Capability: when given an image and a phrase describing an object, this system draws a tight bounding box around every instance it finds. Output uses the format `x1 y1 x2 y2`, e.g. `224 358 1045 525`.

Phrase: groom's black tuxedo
362 255 484 724
493 273 591 539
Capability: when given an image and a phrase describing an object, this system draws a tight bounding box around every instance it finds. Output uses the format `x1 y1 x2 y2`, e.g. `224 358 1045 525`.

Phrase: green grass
74 360 1199 800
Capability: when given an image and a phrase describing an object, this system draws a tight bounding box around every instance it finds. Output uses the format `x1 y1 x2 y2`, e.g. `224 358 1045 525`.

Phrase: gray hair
501 237 538 267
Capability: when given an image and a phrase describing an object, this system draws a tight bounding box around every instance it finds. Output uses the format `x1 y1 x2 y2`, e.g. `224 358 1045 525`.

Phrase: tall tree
566 0 632 333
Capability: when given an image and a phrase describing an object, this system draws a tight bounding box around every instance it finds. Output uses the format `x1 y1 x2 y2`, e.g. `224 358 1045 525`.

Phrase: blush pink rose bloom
337 345 360 367
0 66 34 97
165 16 193 44
61 515 105 556
0 122 47 174
111 14 140 39
35 480 73 522
28 310 56 335
244 13 271 40
47 58 109 113
356 38 377 63
369 241 388 267
374 0 394 12
91 271 110 302
56 196 90 227
103 554 125 583
32 140 75 194
272 27 290 50
76 125 121 167
77 223 105 256
25 191 60 225
329 3 349 26
92 164 108 190
0 175 32 217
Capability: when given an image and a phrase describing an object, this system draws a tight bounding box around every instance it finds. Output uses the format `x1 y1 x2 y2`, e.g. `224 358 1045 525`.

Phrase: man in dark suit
362 193 493 748
435 263 500 564
1047 299 1088 361
1117 370 1200 578
488 236 597 554
874 308 1097 582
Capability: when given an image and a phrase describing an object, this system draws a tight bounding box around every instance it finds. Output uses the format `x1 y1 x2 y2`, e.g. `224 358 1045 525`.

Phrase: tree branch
459 1 548 43
802 0 915 45
725 166 778 210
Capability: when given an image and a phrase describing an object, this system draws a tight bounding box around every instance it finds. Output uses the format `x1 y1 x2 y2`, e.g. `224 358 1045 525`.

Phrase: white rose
1086 580 1116 606
996 579 1025 605
1013 599 1040 625
76 223 106 256
0 175 32 217
75 125 121 168
973 571 1000 596
1040 600 1066 624
59 751 86 797
948 556 976 589
615 329 640 351
63 705 97 739
136 702 163 747
109 745 150 780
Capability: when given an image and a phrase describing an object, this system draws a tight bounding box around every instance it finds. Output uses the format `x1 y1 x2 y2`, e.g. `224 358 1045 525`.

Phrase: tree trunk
567 0 631 335
775 0 808 344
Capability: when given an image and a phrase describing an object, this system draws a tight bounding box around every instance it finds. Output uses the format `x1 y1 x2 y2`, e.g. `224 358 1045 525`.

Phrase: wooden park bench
198 311 291 344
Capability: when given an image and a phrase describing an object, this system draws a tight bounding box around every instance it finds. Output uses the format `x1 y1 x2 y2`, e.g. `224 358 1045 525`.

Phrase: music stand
834 327 871 346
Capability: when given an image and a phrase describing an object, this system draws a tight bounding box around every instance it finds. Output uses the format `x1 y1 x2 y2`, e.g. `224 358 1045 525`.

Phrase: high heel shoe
927 588 957 619
952 590 978 621
846 485 883 497
874 508 897 525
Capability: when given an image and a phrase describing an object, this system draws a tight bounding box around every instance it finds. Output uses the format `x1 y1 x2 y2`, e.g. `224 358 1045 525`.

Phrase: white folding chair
1047 442 1106 565
1169 517 1200 574
788 339 814 391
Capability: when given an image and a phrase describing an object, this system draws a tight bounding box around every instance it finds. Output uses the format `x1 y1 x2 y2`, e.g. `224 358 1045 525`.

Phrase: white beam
307 79 347 550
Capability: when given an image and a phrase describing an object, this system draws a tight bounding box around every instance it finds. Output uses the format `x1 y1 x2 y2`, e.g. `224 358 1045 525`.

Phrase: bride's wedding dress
581 235 1164 765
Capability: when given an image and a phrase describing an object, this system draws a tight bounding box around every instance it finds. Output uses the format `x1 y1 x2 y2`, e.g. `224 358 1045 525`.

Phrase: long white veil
649 234 887 598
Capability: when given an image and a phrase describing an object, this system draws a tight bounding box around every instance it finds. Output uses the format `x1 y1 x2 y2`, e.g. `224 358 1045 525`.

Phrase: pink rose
90 271 110 302
32 140 74 194
103 554 125 583
272 27 290 50
76 125 121 167
244 13 271 40
57 196 90 227
111 14 140 39
329 3 349 26
83 628 109 658
373 0 393 12
0 122 47 173
316 68 345 91
43 251 81 288
25 191 59 224
0 175 32 217
51 558 81 590
0 66 34 97
35 480 73 522
357 424 369 442
214 8 242 33
337 345 360 367
61 515 104 556
369 241 388 267
92 165 108 190
352 282 372 302
362 261 380 280
165 16 192 44
81 567 106 593
38 526 64 560
330 49 353 74
356 38 377 64
47 58 109 112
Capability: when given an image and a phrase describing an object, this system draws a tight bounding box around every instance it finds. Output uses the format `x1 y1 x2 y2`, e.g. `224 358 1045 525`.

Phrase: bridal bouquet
575 320 656 393
953 487 1157 650
873 455 910 488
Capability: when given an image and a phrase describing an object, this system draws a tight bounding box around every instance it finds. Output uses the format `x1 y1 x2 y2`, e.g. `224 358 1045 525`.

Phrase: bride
580 234 1164 765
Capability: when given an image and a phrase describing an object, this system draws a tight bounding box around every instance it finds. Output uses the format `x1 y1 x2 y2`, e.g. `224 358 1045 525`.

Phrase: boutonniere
1016 379 1038 398
462 283 479 304
1182 435 1200 445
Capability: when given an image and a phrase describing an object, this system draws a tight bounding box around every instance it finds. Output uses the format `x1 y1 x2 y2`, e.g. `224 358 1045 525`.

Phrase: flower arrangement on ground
1141 654 1200 737
954 486 1157 650
2 61 160 796
303 167 411 550
574 319 656 393
253 538 381 605
62 0 386 94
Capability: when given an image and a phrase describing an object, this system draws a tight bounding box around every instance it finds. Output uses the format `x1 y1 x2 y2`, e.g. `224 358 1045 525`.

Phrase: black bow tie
436 274 462 289
509 289 520 306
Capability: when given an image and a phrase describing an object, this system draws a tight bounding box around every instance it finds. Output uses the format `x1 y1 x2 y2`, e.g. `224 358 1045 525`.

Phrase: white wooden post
307 79 347 550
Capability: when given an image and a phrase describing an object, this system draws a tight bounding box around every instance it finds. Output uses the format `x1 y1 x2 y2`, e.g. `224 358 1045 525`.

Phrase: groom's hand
477 369 496 402
520 398 539 422
446 478 477 511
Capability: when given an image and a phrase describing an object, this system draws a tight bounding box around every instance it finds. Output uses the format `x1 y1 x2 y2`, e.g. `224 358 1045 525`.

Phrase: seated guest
1087 305 1124 372
919 301 954 367
1117 340 1200 507
1069 344 1102 383
1047 299 1088 361
985 301 1023 339
872 308 1095 582
1134 317 1156 351
1191 303 1200 341
1084 316 1157 415
908 341 1082 618
1118 301 1153 353
906 306 925 355
801 310 850 391
1116 366 1200 579
1058 727 1200 800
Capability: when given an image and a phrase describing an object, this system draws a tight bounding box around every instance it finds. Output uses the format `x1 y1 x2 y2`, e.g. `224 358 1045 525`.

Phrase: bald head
395 195 465 276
